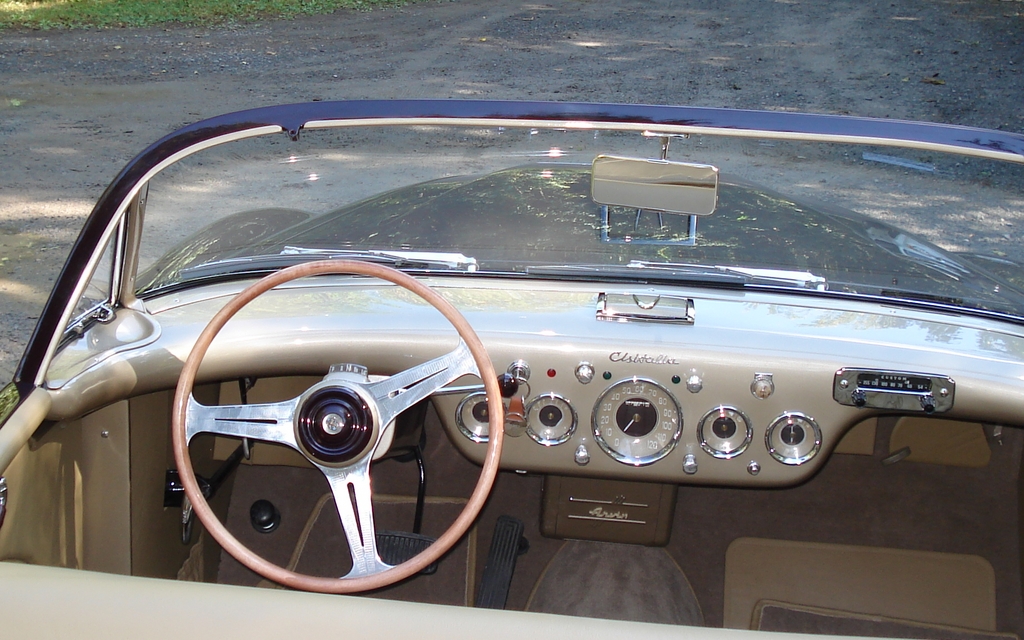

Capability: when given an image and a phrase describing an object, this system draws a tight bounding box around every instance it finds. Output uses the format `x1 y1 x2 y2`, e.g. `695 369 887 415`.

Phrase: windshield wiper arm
527 261 827 290
280 247 479 270
179 248 479 279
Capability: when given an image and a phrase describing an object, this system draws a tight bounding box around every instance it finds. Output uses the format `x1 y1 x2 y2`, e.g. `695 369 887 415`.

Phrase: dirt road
1 0 1022 381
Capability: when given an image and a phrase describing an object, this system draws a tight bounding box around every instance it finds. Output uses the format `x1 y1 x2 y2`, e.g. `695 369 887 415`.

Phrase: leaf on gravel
921 76 946 85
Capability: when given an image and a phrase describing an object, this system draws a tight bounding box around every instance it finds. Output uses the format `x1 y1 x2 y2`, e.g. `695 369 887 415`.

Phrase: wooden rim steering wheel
171 260 504 593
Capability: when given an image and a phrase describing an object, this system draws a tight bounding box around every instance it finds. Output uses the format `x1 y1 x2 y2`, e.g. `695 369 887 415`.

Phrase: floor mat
526 539 704 626
755 601 1020 640
724 538 997 630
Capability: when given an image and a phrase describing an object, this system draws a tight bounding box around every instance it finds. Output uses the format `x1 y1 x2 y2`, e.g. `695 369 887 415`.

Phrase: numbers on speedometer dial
592 378 683 466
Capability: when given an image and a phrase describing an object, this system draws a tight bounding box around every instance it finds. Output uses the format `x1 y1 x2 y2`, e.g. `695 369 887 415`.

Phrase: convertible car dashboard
45 275 1024 488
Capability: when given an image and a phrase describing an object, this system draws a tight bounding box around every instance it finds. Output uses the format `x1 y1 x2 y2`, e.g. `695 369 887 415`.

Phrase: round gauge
526 394 577 446
592 378 682 466
455 391 491 442
698 406 752 459
765 412 822 465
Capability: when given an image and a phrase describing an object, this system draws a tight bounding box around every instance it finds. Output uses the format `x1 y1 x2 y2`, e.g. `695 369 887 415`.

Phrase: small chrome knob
686 374 703 394
747 460 761 476
507 360 531 383
575 362 595 384
751 373 774 399
683 453 698 475
574 444 590 466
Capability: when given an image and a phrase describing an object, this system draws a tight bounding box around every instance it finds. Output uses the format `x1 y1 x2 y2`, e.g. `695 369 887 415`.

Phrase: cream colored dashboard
43 275 1024 487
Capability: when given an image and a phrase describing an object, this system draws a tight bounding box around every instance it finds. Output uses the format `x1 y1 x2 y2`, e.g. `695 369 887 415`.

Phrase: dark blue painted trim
16 100 1024 384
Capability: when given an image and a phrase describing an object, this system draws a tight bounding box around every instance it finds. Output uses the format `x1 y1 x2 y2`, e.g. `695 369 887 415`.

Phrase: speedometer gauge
592 378 682 466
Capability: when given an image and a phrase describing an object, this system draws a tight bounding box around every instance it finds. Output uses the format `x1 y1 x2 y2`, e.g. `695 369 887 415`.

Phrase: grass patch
0 0 411 30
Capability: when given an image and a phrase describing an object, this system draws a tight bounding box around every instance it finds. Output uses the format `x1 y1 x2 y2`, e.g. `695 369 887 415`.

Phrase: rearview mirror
591 155 719 216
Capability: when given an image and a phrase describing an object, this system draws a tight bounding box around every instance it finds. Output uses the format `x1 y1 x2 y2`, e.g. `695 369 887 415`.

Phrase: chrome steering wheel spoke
321 462 393 578
368 340 478 428
185 394 300 450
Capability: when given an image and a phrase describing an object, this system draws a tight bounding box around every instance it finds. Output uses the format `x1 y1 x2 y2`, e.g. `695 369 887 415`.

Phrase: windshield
136 122 1024 318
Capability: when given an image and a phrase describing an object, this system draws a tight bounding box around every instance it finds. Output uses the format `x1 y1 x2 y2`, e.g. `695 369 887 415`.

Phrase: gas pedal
475 515 527 609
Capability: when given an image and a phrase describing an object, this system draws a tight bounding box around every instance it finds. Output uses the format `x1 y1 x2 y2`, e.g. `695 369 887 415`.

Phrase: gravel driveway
1 0 1022 381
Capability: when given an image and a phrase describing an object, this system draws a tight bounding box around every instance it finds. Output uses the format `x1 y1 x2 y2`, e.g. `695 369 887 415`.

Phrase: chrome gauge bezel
525 393 577 446
591 377 683 466
697 405 753 459
455 391 490 443
765 412 822 465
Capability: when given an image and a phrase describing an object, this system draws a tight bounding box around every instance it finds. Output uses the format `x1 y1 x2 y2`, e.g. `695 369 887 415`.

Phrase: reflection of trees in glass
0 383 20 425
142 165 1017 314
138 208 314 293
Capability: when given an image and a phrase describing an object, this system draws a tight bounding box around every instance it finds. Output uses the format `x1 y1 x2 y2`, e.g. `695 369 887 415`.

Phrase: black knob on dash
498 373 519 398
851 390 867 407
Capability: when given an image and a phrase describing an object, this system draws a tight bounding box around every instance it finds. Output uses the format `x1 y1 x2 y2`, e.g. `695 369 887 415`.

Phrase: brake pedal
475 515 526 609
376 531 438 575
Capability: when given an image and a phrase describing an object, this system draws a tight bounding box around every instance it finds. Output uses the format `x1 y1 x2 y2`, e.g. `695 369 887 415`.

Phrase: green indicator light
672 375 681 384
602 371 612 380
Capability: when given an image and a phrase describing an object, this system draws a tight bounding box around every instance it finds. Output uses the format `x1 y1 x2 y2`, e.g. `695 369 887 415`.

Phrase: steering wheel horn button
322 412 347 435
297 387 376 465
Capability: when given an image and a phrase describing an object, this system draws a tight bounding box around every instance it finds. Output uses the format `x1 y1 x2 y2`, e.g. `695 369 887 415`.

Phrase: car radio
833 368 955 413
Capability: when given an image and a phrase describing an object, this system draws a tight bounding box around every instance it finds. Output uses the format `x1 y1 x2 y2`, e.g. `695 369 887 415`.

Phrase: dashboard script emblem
608 352 680 365
588 507 629 520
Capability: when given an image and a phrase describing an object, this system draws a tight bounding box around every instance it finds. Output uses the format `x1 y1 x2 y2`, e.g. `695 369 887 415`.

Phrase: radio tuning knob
851 390 867 407
920 394 936 413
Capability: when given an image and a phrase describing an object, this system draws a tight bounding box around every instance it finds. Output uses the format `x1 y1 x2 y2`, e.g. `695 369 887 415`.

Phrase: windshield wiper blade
527 263 748 287
527 261 828 290
179 248 479 279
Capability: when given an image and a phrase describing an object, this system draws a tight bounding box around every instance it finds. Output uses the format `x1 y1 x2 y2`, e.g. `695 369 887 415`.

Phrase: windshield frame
18 100 1024 388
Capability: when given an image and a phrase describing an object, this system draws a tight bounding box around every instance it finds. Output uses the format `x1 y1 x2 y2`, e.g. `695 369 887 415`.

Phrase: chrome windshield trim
34 125 283 387
304 117 1024 165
